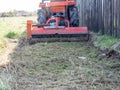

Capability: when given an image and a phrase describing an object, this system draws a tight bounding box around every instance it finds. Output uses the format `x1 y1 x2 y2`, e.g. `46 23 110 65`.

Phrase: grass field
0 17 36 39
0 16 36 50
0 17 120 90
0 16 36 89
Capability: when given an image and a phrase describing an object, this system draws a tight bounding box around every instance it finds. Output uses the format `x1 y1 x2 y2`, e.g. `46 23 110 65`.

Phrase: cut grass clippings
7 42 120 89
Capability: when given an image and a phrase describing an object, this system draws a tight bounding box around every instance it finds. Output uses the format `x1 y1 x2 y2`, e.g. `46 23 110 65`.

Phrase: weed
94 35 118 50
88 51 97 58
5 31 19 39
107 63 120 69
116 46 120 51
60 64 68 69
61 79 67 84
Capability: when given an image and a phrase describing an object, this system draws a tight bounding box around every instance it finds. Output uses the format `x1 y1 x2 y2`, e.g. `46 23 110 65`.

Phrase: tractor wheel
69 6 79 27
37 9 46 25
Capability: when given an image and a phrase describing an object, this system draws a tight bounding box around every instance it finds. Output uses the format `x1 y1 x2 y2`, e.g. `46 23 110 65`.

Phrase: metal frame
27 17 88 38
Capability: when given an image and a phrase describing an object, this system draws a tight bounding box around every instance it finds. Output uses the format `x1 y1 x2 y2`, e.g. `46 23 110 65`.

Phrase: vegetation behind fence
77 0 120 38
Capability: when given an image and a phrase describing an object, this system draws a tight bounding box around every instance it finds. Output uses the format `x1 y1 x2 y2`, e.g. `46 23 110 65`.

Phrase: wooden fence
76 0 120 38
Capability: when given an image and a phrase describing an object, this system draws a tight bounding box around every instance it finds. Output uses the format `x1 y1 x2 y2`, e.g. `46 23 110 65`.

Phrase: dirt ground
0 39 120 90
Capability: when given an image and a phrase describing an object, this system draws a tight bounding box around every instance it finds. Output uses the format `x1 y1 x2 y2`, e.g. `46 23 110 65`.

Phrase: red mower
27 0 89 43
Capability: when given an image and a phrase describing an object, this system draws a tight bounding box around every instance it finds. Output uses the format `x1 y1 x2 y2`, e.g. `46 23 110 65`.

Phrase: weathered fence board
76 0 120 38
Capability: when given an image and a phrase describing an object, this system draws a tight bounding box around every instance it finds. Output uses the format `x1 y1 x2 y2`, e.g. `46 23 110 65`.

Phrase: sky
0 0 41 12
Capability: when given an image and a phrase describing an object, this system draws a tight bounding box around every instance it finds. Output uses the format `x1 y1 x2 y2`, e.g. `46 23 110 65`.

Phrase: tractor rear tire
69 6 79 27
37 9 46 25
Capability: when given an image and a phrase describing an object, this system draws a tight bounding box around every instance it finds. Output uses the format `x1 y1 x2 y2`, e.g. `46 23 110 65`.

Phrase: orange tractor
27 0 89 42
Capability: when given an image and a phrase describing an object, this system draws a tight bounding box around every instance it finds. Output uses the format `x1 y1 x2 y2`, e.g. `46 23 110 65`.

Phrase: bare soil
0 39 120 90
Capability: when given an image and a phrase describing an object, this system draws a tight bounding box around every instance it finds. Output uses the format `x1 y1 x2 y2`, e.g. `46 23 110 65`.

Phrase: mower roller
27 0 89 43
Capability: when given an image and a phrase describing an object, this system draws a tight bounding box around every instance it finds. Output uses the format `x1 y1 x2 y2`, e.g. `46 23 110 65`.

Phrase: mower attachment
27 17 89 43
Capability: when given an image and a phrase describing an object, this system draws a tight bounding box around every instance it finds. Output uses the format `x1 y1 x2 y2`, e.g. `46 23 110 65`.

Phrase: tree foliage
0 10 36 17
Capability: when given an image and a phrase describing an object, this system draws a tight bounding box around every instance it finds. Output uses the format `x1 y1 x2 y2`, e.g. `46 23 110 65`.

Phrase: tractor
27 0 89 43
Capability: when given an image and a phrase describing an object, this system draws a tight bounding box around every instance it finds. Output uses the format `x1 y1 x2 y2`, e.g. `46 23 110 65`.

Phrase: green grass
5 31 19 39
0 16 36 48
0 17 36 39
94 35 118 50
